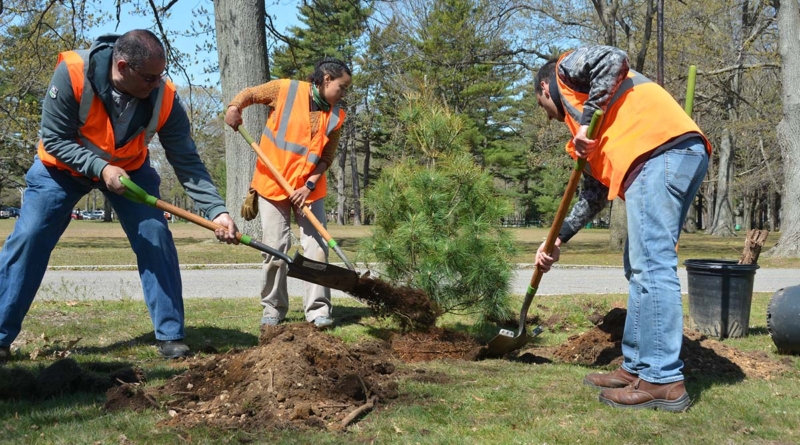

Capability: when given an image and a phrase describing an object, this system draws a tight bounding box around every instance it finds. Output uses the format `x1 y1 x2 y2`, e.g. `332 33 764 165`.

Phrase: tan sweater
228 80 340 167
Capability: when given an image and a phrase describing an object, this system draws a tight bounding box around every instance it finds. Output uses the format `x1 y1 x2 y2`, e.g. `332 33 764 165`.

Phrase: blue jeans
0 157 184 347
621 137 709 384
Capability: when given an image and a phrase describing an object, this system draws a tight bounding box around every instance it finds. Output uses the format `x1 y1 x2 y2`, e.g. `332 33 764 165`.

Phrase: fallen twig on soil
338 395 378 431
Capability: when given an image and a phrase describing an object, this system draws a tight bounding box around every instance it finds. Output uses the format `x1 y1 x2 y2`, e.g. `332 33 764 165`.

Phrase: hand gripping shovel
119 176 359 293
236 126 357 272
487 110 603 356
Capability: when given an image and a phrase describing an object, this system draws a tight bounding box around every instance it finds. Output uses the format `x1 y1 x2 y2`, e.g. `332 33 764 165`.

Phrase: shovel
236 126 357 272
119 176 359 293
487 110 603 356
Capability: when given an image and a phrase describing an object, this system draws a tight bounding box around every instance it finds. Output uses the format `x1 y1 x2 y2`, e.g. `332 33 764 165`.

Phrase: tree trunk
213 0 267 236
337 137 347 226
347 122 362 226
684 200 698 233
707 128 736 236
609 198 627 251
770 0 800 256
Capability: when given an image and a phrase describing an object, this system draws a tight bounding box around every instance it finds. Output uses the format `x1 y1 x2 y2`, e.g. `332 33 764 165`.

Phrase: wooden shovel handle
530 110 604 289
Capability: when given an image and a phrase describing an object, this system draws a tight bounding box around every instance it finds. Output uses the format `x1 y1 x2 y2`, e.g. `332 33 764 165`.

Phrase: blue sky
91 0 301 86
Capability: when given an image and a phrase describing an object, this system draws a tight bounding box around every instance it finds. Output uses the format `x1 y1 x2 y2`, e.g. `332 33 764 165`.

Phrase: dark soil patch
0 358 144 401
154 323 399 432
391 327 484 362
539 308 790 380
350 277 442 331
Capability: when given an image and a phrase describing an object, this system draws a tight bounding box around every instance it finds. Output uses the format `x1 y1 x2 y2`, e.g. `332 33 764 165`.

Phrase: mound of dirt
155 323 399 431
350 277 443 331
548 308 791 380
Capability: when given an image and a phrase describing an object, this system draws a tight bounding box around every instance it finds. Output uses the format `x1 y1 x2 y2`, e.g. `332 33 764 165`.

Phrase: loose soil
100 307 791 433
146 323 400 432
350 277 442 331
539 308 791 380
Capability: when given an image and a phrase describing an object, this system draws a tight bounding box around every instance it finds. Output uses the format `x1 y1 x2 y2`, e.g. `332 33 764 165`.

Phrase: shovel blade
486 325 543 357
286 252 359 292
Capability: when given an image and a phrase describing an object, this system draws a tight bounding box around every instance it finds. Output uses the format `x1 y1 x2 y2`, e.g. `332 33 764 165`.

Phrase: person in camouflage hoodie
533 45 711 412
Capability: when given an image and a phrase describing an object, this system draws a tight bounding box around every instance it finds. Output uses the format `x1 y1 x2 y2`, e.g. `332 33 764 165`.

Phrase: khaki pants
258 197 331 322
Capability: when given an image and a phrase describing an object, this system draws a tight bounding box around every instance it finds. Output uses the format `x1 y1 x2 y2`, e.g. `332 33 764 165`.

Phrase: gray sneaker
157 340 191 359
261 317 281 327
313 316 334 329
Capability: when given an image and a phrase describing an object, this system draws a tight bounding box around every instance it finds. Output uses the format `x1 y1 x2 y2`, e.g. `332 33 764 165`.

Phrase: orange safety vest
37 50 176 177
556 52 711 200
251 79 346 202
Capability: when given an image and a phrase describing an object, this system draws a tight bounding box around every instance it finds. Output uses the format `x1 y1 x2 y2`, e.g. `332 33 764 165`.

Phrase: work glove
240 188 259 221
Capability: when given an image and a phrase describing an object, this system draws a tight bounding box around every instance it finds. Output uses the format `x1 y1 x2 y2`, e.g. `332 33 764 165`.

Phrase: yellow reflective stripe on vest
261 80 343 166
70 50 166 162
144 81 167 146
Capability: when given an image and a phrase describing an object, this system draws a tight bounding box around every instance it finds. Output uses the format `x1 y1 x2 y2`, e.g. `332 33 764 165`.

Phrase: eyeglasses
128 64 168 84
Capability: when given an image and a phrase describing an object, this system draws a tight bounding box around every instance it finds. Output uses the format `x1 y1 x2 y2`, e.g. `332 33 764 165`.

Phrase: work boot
157 340 191 359
599 379 690 412
0 345 10 363
584 368 638 389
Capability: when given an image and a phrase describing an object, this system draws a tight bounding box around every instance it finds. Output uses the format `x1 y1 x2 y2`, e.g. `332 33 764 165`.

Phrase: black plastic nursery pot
685 259 759 338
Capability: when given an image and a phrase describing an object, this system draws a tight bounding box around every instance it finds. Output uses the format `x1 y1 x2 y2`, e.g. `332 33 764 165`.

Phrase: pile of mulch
138 323 400 432
544 308 791 380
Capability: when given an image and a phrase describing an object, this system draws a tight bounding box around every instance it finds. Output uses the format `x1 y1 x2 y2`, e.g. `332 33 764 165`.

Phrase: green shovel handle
120 177 157 206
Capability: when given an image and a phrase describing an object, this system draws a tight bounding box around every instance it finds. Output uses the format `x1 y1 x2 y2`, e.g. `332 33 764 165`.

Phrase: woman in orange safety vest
224 58 352 330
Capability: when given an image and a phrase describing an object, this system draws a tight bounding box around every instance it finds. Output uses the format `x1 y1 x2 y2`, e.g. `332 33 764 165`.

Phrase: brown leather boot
584 368 638 389
599 379 690 412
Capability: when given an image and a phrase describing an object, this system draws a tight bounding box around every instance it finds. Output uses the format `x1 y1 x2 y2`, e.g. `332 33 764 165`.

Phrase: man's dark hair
113 29 166 68
307 57 352 86
534 59 558 95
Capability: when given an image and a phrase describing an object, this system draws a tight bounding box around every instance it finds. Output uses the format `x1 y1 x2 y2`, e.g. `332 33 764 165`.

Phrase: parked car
81 210 106 220
0 209 9 219
5 207 20 218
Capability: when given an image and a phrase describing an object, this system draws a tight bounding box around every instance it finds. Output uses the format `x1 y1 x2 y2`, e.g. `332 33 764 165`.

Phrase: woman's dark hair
534 59 558 95
113 29 165 68
308 57 352 86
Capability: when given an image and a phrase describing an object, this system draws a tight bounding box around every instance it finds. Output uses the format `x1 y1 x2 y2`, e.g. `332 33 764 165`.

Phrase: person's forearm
228 81 280 111
558 176 609 243
160 94 228 220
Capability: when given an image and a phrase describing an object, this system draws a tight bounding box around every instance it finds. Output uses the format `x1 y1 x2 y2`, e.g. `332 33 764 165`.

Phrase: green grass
1 219 799 444
1 219 798 268
1 293 799 444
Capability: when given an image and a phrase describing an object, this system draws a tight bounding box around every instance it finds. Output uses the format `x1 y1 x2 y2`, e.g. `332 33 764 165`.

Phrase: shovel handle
119 177 292 263
518 110 604 329
237 126 356 271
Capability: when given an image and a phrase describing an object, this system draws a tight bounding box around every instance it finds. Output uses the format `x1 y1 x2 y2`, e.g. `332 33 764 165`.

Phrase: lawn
1 219 797 268
0 218 799 444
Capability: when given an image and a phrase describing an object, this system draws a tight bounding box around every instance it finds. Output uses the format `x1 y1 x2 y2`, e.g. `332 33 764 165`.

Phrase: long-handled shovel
235 126 357 272
487 110 603 356
119 176 359 292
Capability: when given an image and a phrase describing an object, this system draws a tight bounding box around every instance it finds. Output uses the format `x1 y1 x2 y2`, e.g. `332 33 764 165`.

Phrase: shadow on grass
74 326 259 359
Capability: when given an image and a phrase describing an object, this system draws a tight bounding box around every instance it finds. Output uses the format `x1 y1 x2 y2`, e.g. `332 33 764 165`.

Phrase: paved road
36 264 799 301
